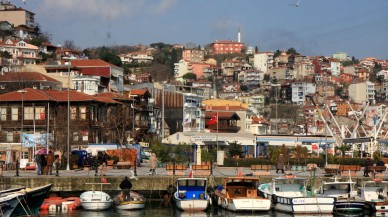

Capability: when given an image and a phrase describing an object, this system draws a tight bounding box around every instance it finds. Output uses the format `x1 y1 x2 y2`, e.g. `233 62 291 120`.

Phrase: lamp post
16 89 27 176
129 95 138 143
66 62 71 171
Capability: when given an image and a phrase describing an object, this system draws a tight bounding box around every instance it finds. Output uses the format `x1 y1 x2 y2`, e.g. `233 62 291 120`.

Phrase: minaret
238 28 241 43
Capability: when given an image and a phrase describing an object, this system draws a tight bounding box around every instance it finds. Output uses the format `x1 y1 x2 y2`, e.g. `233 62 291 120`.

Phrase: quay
0 165 383 193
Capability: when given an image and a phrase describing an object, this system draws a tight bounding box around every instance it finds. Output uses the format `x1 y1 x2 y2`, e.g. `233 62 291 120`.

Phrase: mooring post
134 157 137 176
210 159 213 175
15 160 19 177
173 159 176 176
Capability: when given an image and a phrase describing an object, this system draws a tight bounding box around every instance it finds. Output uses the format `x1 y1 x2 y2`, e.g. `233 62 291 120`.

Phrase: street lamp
66 61 71 171
129 95 138 143
16 89 27 176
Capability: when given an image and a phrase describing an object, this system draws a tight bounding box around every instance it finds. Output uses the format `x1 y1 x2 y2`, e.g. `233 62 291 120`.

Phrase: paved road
1 163 386 179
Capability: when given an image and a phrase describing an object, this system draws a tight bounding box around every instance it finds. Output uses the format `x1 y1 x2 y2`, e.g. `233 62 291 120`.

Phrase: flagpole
216 111 219 151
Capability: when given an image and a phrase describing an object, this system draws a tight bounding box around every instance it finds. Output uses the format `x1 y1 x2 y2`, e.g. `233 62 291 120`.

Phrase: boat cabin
176 178 207 200
359 180 388 202
222 177 260 199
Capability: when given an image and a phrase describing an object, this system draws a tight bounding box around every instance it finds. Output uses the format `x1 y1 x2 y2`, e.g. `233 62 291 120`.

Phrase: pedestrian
276 153 285 174
45 150 55 175
149 153 158 175
53 154 61 176
41 153 48 175
35 153 42 175
119 176 132 202
364 158 372 177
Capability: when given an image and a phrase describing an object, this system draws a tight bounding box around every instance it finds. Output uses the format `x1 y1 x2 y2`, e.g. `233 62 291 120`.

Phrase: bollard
15 160 19 177
173 160 176 176
210 160 213 175
0 165 3 177
55 161 59 176
134 158 137 176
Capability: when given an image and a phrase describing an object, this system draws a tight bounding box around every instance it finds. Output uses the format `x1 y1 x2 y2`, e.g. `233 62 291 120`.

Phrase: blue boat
173 177 210 211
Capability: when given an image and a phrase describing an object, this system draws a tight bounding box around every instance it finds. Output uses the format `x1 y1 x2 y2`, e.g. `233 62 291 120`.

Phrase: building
332 52 349 61
210 40 244 55
182 49 205 63
0 3 35 28
253 52 274 74
119 51 153 64
348 81 375 104
0 39 38 65
291 82 316 105
174 59 193 82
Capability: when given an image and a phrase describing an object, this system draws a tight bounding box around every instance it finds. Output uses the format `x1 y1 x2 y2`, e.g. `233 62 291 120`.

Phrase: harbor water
38 200 373 217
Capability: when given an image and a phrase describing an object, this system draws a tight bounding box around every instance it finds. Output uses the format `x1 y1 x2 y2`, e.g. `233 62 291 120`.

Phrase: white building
330 60 341 76
0 39 38 65
119 51 153 64
291 82 316 105
182 93 205 133
174 59 193 82
348 81 375 104
73 76 101 95
253 52 274 74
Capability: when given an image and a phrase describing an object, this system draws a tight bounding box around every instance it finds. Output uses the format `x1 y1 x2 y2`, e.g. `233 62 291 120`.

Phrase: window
11 107 18 121
6 131 13 142
0 107 6 121
35 107 45 120
24 106 33 120
70 107 77 120
80 107 86 120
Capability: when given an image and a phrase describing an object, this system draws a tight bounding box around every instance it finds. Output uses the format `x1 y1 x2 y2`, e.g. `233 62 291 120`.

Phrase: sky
12 0 388 59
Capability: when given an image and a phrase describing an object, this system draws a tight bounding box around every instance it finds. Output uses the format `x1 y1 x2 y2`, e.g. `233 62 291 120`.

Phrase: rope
16 195 31 216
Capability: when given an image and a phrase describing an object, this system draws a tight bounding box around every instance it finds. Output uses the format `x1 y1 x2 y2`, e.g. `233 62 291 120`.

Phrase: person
35 153 42 175
364 158 372 177
149 153 158 175
119 176 132 202
45 150 55 175
276 153 285 174
53 154 61 176
41 153 48 175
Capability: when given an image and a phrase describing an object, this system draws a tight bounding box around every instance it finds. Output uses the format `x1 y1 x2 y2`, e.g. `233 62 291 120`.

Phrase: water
38 201 374 217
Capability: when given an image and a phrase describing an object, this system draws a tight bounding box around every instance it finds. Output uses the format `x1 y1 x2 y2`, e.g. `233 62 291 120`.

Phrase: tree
227 141 244 158
274 50 282 58
286 47 299 55
335 144 351 157
301 146 309 166
63 40 77 50
293 145 303 165
255 46 259 54
240 85 248 92
101 52 122 66
183 73 197 81
0 50 12 66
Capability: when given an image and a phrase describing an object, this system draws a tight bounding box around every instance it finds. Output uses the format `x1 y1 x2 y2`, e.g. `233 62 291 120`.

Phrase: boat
114 191 145 210
215 176 271 212
80 182 113 211
258 174 335 214
173 177 210 211
318 176 364 213
0 191 25 217
12 183 53 216
40 196 81 212
358 178 388 215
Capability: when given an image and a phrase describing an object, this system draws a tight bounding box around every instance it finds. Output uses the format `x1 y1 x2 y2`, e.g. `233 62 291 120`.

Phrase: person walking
45 150 55 175
41 153 48 175
276 153 285 174
119 176 132 202
35 153 42 175
149 153 158 175
364 158 372 177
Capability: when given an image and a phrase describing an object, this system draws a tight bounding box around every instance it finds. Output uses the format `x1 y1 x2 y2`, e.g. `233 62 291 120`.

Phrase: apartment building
182 49 205 63
0 39 38 65
348 81 375 104
291 82 316 105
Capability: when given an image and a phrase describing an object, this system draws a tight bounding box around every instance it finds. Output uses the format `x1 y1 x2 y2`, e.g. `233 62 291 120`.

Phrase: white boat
0 191 25 217
358 178 388 215
80 183 113 211
318 176 364 213
215 177 271 212
114 191 145 210
258 174 335 214
173 177 210 211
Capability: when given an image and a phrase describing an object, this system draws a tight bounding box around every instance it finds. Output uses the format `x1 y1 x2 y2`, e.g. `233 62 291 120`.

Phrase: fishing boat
80 182 113 211
258 174 335 214
12 183 53 216
358 178 388 215
114 191 145 210
215 177 271 212
0 191 24 217
318 176 364 213
173 177 210 211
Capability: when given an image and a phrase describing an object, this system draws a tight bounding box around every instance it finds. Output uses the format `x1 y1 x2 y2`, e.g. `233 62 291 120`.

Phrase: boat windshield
323 184 350 192
178 179 206 188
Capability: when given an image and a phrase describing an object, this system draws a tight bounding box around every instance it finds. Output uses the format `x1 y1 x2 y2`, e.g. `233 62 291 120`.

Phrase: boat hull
218 197 271 212
116 201 145 210
173 197 209 211
12 184 53 216
335 200 365 213
365 201 388 214
0 193 24 217
274 196 335 214
80 191 113 211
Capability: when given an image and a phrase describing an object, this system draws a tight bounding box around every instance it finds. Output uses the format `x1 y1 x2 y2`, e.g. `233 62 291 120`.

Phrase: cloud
150 0 177 14
41 0 144 19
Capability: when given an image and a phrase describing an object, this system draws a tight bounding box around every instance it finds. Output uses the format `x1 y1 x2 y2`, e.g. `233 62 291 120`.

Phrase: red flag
189 169 193 178
102 178 107 183
207 113 218 125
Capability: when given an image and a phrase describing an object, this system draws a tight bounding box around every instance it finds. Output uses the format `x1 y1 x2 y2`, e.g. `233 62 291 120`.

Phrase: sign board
22 133 53 148
139 142 149 148
191 135 217 142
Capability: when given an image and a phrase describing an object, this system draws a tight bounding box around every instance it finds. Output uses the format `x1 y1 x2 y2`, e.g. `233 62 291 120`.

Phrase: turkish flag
208 113 218 125
189 169 193 178
40 113 45 120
